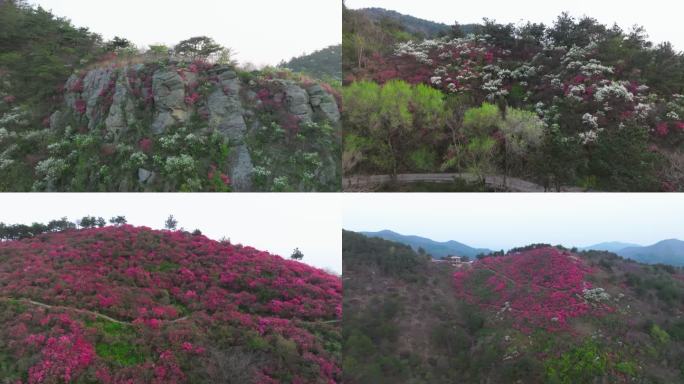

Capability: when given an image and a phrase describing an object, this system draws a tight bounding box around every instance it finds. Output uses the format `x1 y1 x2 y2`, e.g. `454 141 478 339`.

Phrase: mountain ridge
359 229 492 259
617 238 684 266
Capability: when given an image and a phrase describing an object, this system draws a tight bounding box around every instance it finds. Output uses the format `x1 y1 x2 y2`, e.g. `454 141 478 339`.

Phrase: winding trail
343 173 585 192
0 297 340 326
0 297 189 325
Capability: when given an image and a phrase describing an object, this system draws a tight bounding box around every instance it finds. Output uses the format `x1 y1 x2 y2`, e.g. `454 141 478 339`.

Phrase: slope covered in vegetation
343 231 684 383
0 225 341 383
281 45 342 82
342 7 684 191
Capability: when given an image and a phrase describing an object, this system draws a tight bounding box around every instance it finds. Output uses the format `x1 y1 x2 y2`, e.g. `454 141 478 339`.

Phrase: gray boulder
207 72 253 190
307 84 340 124
82 68 115 130
151 69 187 134
105 72 137 138
284 83 313 122
138 168 156 184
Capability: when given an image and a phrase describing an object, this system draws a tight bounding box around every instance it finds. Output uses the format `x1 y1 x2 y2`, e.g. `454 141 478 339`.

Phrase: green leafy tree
0 0 103 105
499 108 544 183
109 216 127 226
173 36 224 60
104 36 133 52
343 80 444 177
78 216 98 228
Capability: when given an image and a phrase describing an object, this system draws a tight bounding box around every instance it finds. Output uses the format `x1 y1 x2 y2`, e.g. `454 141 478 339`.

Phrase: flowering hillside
453 247 611 332
343 9 684 191
0 225 341 383
344 231 684 383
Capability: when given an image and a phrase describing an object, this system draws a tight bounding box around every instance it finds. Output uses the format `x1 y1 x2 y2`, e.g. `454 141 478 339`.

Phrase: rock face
105 77 136 139
206 69 253 190
151 70 186 134
56 61 341 191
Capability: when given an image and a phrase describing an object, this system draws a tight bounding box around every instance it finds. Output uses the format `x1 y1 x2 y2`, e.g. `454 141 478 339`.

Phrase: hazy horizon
30 0 341 66
343 194 684 251
0 194 342 274
345 0 684 51
349 228 684 251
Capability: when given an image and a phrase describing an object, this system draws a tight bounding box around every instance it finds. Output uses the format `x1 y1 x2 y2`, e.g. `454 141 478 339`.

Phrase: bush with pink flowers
0 225 341 383
454 247 612 332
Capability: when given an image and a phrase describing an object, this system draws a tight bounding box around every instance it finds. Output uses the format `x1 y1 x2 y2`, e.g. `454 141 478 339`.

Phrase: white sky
0 194 342 274
346 0 684 51
343 194 684 251
30 0 342 66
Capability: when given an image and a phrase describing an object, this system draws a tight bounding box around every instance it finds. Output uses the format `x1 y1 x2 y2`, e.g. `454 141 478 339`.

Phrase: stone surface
307 84 340 124
55 63 341 191
82 68 115 130
151 69 186 134
284 83 313 122
138 168 155 184
48 111 62 130
207 72 254 190
105 73 136 138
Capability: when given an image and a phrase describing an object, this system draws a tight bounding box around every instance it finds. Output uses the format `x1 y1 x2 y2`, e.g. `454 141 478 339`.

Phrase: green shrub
409 147 437 171
651 324 671 344
545 341 607 384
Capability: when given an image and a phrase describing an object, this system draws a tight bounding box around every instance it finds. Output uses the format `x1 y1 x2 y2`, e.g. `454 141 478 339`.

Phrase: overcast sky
343 194 684 251
0 194 342 274
346 0 683 51
30 0 341 66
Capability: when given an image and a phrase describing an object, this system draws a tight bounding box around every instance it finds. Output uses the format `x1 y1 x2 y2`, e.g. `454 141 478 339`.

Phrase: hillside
0 225 342 383
0 1 341 192
281 45 342 81
343 231 684 383
617 239 684 266
360 230 491 258
342 10 684 191
358 8 451 37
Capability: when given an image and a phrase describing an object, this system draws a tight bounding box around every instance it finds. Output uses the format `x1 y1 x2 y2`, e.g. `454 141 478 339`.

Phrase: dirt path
0 297 339 326
343 173 585 192
0 297 189 325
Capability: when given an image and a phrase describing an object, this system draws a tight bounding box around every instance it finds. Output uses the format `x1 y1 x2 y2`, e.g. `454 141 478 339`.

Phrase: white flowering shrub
34 157 68 186
582 287 611 303
595 82 634 103
582 113 599 129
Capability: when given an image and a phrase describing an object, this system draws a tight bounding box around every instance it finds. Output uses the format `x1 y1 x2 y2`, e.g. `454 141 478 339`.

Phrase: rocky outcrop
206 68 253 190
151 70 187 134
54 61 341 191
307 84 341 123
105 75 136 139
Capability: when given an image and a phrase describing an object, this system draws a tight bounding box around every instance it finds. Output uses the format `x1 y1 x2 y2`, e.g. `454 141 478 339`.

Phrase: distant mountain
360 229 491 259
358 8 480 38
281 44 341 80
358 8 453 37
617 239 684 266
580 241 642 253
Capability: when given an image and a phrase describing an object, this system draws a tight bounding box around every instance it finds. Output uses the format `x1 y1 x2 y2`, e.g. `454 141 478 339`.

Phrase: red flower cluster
184 92 201 106
74 99 87 115
139 138 153 153
0 226 341 383
3 95 16 104
656 122 670 137
207 164 230 186
453 247 610 332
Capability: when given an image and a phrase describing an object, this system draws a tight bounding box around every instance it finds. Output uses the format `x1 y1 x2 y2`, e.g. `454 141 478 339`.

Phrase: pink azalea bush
454 247 611 332
0 225 341 383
